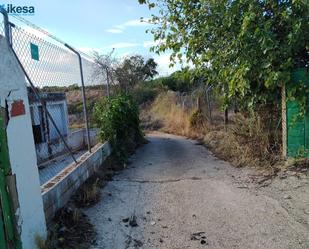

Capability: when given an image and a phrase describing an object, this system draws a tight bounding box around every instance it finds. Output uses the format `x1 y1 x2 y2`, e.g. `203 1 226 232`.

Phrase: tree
115 55 158 91
92 50 117 96
143 58 159 80
139 0 309 110
159 67 201 92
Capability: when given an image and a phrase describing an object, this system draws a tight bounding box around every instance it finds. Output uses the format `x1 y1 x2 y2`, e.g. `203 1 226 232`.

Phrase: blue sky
5 0 180 75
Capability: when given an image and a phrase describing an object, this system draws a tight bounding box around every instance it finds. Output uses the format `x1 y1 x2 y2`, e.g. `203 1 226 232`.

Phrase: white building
28 88 70 163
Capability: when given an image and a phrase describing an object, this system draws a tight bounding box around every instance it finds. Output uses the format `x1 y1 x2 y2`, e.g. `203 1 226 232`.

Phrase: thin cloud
154 53 178 76
109 42 140 49
143 41 156 48
78 47 103 54
105 18 151 34
23 26 49 39
105 28 123 34
123 18 151 27
143 39 165 48
115 24 124 29
110 39 161 50
153 53 194 76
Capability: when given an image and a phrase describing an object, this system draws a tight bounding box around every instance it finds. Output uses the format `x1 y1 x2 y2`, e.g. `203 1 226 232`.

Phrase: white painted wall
0 35 46 248
35 128 99 164
30 100 69 140
42 142 111 223
47 101 68 139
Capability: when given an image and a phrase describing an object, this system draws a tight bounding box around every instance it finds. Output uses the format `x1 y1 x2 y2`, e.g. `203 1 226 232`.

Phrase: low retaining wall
36 128 99 164
41 142 111 223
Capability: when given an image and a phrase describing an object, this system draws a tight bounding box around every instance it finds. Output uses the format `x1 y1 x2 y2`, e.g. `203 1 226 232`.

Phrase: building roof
27 87 66 104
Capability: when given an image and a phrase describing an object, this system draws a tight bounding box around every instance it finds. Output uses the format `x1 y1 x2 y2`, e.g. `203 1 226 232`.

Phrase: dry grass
204 129 261 167
73 156 124 208
36 155 126 249
66 89 104 104
141 92 200 137
189 109 210 134
52 206 96 249
35 205 95 249
151 92 192 136
205 115 281 168
142 91 282 169
73 177 101 208
36 235 52 249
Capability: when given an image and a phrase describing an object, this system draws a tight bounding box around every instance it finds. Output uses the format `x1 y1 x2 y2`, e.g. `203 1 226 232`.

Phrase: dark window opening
32 125 43 144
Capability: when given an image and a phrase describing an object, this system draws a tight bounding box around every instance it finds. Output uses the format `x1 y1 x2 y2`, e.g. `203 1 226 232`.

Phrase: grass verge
141 91 282 170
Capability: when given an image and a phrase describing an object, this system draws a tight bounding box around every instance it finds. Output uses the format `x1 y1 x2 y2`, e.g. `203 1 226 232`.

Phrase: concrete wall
30 100 69 139
87 128 99 146
42 142 111 223
0 35 47 248
36 128 99 164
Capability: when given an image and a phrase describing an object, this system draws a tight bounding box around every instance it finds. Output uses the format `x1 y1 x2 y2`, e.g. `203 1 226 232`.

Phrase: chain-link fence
0 21 4 36
173 85 225 125
1 15 105 165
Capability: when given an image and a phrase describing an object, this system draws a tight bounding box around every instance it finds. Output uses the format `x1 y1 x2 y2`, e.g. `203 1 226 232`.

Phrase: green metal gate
286 68 309 157
0 108 21 249
0 204 7 249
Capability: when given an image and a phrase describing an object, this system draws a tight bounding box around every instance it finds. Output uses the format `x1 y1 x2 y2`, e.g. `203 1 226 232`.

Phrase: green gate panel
287 101 305 156
287 68 309 157
0 108 21 249
0 207 7 249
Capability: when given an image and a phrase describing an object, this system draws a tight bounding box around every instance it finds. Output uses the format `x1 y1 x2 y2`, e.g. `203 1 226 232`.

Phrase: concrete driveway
86 132 309 249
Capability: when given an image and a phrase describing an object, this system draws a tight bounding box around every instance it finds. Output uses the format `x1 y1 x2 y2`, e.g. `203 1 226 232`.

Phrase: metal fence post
106 67 110 97
281 83 287 159
206 85 213 123
0 7 11 46
65 44 91 152
10 48 78 164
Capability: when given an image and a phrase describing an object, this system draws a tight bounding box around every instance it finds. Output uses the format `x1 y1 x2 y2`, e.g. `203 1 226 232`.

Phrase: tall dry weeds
203 113 281 168
142 91 282 169
144 92 198 137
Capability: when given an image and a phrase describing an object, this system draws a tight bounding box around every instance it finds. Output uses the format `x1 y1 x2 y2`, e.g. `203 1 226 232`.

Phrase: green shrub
68 100 96 115
68 102 83 114
131 82 161 105
146 69 201 93
94 94 144 163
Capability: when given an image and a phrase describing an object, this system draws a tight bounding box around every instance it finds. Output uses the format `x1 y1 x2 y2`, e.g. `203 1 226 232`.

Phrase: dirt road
86 132 309 249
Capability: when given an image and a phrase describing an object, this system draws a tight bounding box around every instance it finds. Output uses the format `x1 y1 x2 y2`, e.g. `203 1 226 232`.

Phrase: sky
3 0 181 76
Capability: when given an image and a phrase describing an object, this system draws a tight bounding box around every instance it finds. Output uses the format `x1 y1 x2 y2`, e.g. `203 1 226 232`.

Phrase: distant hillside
66 89 105 104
